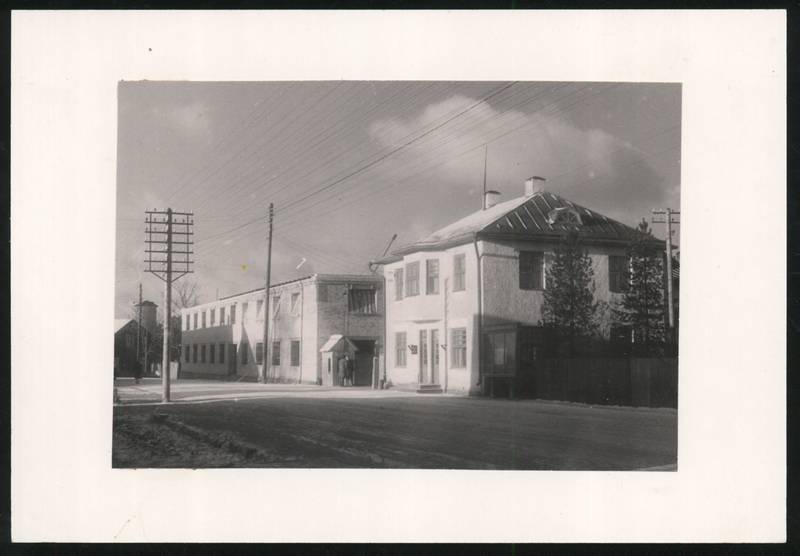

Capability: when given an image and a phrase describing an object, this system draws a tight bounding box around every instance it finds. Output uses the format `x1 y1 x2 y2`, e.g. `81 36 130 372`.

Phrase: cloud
367 94 672 226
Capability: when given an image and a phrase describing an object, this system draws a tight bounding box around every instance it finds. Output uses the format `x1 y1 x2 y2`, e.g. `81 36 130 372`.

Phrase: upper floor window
453 254 466 292
394 269 404 301
201 311 207 328
256 299 264 318
210 308 216 326
272 295 281 317
291 292 301 315
193 313 198 330
405 262 420 297
184 314 190 331
242 302 249 322
519 251 544 290
220 306 226 324
426 259 439 295
349 288 377 314
609 255 630 293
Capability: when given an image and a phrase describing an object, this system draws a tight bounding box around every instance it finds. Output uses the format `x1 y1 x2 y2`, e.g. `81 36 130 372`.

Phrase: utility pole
136 283 142 374
482 144 488 209
145 208 194 402
261 203 274 384
652 207 680 347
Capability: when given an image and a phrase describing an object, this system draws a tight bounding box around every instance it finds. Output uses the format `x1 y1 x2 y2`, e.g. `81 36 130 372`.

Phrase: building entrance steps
416 383 443 394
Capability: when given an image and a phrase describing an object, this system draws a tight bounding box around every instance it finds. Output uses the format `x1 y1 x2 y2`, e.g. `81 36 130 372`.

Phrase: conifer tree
614 220 666 355
542 230 597 356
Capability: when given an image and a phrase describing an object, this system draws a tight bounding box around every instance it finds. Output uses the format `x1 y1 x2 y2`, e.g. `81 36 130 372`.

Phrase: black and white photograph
12 10 785 543
113 80 681 470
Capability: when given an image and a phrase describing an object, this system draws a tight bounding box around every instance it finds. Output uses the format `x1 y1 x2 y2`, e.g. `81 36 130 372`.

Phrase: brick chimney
525 176 546 196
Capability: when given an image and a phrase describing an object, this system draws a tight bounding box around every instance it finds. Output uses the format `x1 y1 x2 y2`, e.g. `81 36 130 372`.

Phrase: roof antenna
368 233 397 274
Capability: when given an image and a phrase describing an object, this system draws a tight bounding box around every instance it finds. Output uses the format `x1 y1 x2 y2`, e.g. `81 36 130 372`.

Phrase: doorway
431 329 440 384
351 339 375 386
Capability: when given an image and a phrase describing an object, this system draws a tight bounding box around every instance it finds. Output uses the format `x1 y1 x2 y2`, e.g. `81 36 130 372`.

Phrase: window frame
451 328 467 368
291 292 301 315
395 331 407 367
405 261 420 297
426 259 440 295
609 255 630 294
453 254 466 292
394 268 404 301
271 340 281 366
519 250 544 291
240 341 249 364
348 287 377 315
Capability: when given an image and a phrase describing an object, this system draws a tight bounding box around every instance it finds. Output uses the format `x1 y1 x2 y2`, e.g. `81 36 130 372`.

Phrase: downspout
381 269 388 388
443 277 449 393
299 282 304 384
473 234 483 392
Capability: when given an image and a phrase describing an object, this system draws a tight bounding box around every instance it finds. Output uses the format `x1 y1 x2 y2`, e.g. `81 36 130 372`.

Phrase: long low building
179 274 384 385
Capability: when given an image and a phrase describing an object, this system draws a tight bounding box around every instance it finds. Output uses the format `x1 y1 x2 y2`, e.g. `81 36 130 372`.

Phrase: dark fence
525 357 677 408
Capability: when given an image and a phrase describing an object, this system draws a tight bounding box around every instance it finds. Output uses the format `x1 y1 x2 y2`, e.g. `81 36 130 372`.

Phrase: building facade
374 178 664 396
179 274 384 385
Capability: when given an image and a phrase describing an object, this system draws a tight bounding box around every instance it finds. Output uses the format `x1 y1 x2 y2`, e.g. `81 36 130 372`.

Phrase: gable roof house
372 176 663 397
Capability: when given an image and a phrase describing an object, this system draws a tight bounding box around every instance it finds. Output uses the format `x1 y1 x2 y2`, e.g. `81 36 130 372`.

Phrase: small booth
319 334 359 386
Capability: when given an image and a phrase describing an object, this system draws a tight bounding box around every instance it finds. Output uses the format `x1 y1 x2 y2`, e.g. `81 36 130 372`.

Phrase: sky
115 81 681 319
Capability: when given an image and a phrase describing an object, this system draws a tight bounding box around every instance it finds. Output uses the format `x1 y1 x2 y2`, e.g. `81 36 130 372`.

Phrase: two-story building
179 274 384 385
373 177 663 396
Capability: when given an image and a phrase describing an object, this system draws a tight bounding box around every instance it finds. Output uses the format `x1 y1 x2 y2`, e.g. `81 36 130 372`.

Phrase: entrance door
419 329 429 384
431 329 440 384
352 340 376 386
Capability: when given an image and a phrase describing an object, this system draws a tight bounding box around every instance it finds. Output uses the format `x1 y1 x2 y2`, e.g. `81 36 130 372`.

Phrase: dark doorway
351 340 376 386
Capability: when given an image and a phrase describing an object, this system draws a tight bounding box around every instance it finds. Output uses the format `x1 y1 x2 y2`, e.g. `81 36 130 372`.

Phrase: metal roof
376 190 661 262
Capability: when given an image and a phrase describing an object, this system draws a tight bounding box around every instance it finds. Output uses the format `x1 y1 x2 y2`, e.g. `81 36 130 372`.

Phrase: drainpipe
299 283 304 384
472 234 483 392
381 271 388 389
443 277 449 393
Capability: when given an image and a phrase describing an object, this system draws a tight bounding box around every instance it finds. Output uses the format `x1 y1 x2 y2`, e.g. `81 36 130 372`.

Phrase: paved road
113 381 677 470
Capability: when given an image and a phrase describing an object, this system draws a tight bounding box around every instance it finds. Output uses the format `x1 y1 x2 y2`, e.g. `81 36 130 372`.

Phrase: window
256 299 263 318
272 295 281 317
271 341 281 366
210 343 216 363
256 342 264 364
318 284 328 302
201 344 206 363
210 308 216 326
184 314 190 331
453 254 466 291
202 311 206 328
405 262 420 296
451 328 467 368
184 345 190 362
230 304 236 324
240 342 249 364
218 343 225 363
482 330 516 374
519 251 544 290
242 302 249 322
192 344 198 363
349 288 377 314
291 293 301 315
290 340 300 367
193 313 198 330
220 306 226 324
394 269 404 301
426 259 440 295
395 332 407 367
609 255 629 293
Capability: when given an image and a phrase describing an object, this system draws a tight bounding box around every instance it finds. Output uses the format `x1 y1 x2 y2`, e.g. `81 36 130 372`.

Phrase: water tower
136 300 158 335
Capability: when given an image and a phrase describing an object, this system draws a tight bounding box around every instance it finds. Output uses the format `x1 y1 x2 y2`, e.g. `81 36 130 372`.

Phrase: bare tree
172 280 201 312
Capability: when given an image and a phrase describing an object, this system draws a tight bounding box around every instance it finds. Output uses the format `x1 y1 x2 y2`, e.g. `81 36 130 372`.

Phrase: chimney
525 176 546 196
483 190 501 210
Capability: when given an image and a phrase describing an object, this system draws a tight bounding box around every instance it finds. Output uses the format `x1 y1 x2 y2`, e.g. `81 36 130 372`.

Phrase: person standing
337 355 347 387
345 354 354 386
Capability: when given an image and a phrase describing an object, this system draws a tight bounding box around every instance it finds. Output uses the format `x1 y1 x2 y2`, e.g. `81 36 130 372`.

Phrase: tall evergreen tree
614 219 666 355
542 230 597 356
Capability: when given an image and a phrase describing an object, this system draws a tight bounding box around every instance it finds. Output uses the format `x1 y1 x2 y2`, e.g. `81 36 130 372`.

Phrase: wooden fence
525 357 677 408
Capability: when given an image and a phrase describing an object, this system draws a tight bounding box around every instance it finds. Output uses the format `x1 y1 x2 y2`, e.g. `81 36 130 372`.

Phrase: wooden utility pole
482 144 488 209
261 203 274 384
145 208 194 403
652 208 680 344
136 283 142 373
